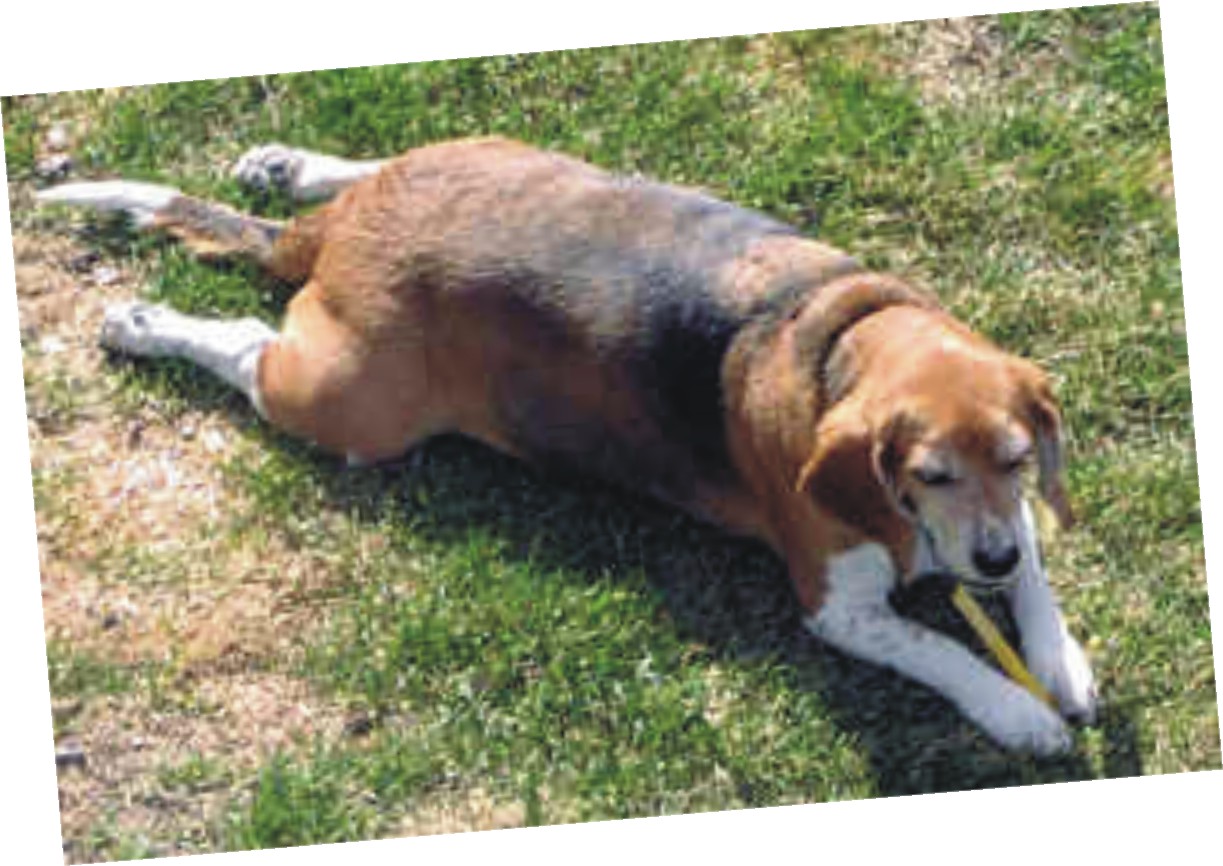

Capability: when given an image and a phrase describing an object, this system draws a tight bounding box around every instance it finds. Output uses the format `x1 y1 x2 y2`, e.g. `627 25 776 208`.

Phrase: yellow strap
950 584 1056 709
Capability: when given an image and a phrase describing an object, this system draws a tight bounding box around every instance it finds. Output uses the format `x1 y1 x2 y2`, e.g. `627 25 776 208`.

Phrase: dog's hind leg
100 284 439 464
39 180 429 461
99 301 276 413
37 181 286 265
37 180 329 284
231 144 387 202
38 182 289 413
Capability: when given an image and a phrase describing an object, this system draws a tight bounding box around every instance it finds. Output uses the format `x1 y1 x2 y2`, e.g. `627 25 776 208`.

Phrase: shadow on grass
85 224 1150 801
221 411 1144 800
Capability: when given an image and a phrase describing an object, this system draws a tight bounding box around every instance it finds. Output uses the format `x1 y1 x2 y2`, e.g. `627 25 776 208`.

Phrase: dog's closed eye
913 466 957 487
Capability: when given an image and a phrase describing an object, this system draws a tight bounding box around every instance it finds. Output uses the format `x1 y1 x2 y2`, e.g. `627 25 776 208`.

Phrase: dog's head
799 340 1072 588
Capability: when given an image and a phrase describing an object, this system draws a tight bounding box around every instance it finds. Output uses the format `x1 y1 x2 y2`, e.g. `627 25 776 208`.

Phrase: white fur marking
37 181 181 228
231 144 387 202
1008 501 1099 721
805 543 1072 754
100 302 275 414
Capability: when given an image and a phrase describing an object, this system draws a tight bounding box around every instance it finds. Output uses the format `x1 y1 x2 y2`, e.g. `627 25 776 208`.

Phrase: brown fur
213 137 1069 614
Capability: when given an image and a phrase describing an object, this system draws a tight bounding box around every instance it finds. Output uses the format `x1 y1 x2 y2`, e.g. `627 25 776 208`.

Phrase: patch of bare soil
13 202 351 860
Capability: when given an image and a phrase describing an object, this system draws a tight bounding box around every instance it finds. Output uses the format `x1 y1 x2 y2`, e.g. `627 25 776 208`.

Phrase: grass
5 3 1216 860
46 644 138 705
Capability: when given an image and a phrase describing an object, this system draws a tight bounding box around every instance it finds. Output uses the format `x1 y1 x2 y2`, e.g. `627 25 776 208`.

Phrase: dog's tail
37 180 288 268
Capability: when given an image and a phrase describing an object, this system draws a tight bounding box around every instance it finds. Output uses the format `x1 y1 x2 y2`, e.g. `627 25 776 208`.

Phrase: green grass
157 753 237 795
46 644 138 703
7 2 1216 856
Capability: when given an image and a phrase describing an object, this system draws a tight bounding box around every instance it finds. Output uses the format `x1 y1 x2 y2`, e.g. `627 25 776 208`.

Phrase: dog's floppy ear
869 411 919 522
796 407 915 536
1021 368 1075 530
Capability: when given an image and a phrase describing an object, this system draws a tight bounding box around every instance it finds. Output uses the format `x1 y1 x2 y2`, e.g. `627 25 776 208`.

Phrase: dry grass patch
877 16 1058 106
18 224 297 664
394 786 527 838
56 673 349 862
14 218 364 859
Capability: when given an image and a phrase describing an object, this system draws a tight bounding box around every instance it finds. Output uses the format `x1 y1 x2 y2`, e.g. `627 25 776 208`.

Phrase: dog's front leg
803 543 1072 755
1009 502 1098 723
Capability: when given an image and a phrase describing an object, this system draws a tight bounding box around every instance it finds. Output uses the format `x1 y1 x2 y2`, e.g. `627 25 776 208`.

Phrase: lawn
4 4 1216 862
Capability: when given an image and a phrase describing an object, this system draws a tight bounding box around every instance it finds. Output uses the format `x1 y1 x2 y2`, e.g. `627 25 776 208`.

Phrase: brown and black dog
39 136 1097 753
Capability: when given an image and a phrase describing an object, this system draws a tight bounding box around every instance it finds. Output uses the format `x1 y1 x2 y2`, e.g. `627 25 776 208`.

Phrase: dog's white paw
968 679 1074 756
231 144 306 195
1029 632 1099 725
100 302 179 356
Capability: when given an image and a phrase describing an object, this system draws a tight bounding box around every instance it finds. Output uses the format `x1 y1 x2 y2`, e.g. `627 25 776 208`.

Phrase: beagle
38 137 1097 754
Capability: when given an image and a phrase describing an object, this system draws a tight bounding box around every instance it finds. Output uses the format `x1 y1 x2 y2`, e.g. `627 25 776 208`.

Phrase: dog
37 136 1098 754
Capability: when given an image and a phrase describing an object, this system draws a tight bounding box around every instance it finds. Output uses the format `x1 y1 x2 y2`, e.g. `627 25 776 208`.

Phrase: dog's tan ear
796 408 914 536
1023 371 1075 530
868 411 919 522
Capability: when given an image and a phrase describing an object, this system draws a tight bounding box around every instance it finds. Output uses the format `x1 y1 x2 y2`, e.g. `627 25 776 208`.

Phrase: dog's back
300 138 854 503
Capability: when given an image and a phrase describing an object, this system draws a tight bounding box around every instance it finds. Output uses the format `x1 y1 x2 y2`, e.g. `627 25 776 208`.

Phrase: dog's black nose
972 544 1020 577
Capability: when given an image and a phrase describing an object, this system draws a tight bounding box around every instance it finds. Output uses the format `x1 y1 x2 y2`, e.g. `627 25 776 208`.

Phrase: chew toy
950 584 1056 709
